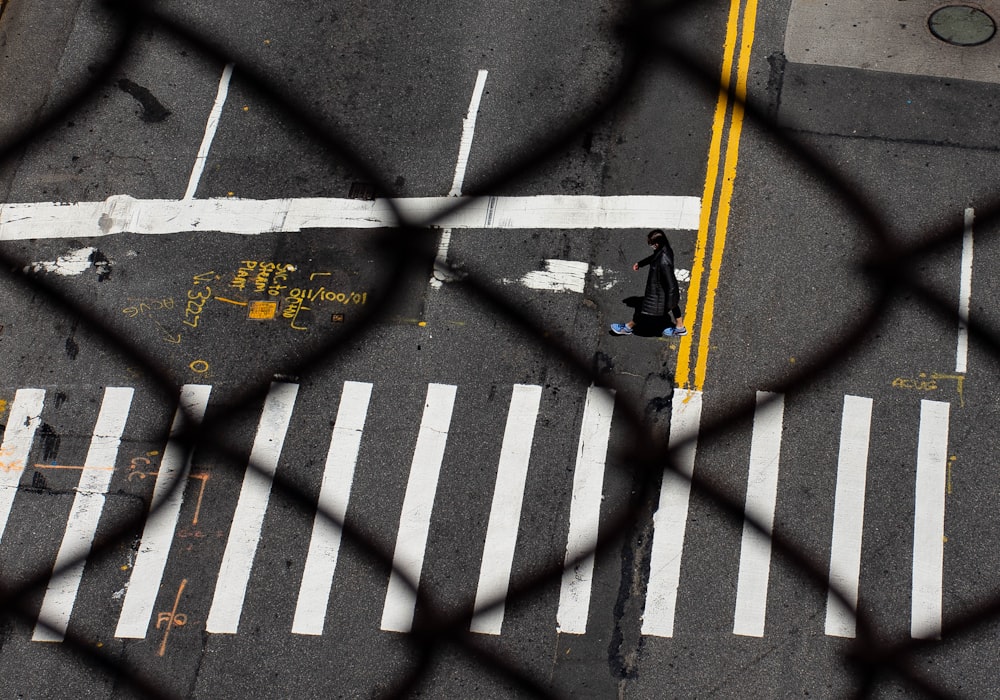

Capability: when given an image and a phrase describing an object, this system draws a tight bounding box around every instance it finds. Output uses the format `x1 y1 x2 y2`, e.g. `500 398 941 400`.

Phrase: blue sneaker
610 323 633 335
662 326 688 337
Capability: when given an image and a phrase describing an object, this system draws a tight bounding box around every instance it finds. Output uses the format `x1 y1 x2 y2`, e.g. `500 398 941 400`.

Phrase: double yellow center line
675 0 761 392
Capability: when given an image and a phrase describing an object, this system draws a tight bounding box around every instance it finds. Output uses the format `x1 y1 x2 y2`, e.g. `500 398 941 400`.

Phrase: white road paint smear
207 382 299 634
381 384 457 633
0 194 701 240
471 384 542 635
184 63 235 201
733 391 784 638
292 381 373 636
642 389 703 638
557 386 615 635
675 268 691 282
0 389 45 544
115 384 212 639
590 266 617 291
825 395 873 639
29 247 96 275
521 260 589 293
34 387 134 643
911 399 950 640
956 207 974 373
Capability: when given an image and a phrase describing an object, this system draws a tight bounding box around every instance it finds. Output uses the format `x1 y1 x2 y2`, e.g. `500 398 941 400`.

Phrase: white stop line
0 194 700 241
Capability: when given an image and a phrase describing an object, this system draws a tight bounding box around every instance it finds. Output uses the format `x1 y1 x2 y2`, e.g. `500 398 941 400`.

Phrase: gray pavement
2 0 1000 697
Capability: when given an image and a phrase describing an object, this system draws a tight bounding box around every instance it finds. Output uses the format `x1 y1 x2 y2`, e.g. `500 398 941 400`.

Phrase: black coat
638 244 679 317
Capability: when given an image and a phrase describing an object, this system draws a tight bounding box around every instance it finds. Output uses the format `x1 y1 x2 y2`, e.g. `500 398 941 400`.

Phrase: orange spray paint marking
156 579 188 657
189 472 210 525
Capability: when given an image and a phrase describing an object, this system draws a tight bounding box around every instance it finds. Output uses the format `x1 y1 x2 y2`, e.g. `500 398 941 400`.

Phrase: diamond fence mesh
0 0 992 697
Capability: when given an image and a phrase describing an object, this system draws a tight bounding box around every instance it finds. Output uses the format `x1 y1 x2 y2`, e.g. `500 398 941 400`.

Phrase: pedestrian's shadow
608 297 668 337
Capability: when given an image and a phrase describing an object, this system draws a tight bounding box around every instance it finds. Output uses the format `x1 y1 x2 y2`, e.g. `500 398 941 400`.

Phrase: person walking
610 229 687 337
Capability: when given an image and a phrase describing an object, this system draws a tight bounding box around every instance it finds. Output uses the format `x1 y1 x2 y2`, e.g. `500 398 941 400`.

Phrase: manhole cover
928 5 996 46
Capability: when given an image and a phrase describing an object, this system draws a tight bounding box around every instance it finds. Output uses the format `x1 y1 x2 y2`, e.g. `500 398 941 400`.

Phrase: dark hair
647 229 668 247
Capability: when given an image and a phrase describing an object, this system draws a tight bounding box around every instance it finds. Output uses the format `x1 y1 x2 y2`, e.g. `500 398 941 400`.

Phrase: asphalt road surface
1 0 1000 697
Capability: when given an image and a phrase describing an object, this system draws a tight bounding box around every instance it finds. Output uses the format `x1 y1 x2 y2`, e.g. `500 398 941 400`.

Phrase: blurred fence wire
0 0 992 697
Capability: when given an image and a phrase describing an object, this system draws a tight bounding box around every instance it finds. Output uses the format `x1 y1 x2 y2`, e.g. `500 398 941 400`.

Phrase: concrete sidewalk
786 0 1000 84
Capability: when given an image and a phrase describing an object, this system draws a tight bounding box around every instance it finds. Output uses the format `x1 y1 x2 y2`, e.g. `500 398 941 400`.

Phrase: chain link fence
0 0 992 696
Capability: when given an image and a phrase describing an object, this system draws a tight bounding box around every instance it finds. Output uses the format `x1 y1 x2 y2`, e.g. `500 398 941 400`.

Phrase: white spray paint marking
675 268 691 282
28 247 97 276
0 194 700 240
184 63 235 201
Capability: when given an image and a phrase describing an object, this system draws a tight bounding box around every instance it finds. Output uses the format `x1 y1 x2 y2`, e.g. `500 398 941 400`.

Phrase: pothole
928 5 996 46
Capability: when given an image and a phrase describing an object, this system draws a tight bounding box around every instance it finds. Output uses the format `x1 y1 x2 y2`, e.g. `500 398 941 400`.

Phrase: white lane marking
956 207 974 373
292 381 373 636
381 384 457 633
206 382 299 634
28 247 98 276
470 384 542 635
0 388 45 544
824 395 873 638
642 389 702 638
911 399 950 640
449 69 488 198
34 387 133 642
184 63 235 201
557 386 615 635
115 385 211 638
434 70 489 285
733 391 784 637
0 194 701 240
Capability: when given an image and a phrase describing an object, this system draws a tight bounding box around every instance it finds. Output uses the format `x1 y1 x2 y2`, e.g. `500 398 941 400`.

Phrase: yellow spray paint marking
189 360 210 374
247 300 277 320
891 372 966 407
0 399 7 416
677 0 761 392
214 296 248 307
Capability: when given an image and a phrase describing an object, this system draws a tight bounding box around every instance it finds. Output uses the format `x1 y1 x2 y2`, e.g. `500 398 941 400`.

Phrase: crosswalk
0 381 953 644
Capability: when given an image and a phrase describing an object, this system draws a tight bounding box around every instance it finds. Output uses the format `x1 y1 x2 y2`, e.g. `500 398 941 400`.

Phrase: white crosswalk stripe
0 388 45 545
642 388 703 638
292 381 373 636
116 384 212 639
0 382 957 643
380 383 458 633
34 387 134 642
471 384 543 635
733 391 785 638
556 385 616 635
911 399 950 640
207 381 299 634
825 395 873 639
